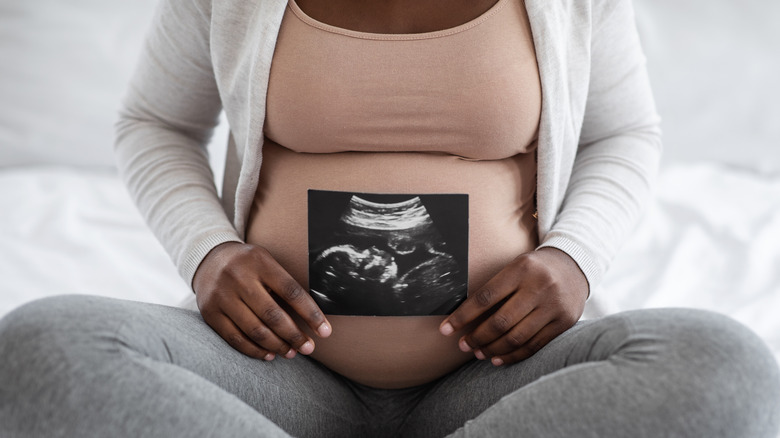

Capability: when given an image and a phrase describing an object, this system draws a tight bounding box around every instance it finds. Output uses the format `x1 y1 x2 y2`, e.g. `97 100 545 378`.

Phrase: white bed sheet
0 167 189 312
594 163 780 364
1 163 778 367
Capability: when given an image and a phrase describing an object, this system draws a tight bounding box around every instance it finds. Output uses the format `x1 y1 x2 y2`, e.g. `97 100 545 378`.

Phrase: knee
0 295 119 366
2 294 97 334
639 308 780 436
2 296 67 344
663 309 778 381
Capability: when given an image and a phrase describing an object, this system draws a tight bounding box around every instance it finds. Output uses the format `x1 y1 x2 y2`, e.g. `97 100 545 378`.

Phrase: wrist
192 241 244 294
535 247 590 301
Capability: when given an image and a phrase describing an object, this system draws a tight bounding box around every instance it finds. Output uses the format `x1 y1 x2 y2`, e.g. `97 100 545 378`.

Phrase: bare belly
246 140 537 388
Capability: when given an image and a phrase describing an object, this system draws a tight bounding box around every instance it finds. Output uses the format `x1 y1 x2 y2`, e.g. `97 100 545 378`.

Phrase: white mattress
0 167 189 311
593 163 780 362
1 163 778 368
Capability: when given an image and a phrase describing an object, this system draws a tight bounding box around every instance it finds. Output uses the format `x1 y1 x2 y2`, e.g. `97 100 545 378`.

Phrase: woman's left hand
439 247 589 366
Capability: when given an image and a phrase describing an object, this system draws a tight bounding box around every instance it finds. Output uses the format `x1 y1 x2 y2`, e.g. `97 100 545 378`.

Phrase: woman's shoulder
210 0 288 22
525 0 638 48
163 0 287 28
526 0 633 26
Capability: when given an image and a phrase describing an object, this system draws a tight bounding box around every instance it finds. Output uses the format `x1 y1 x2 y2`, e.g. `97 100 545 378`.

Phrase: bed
1 0 779 422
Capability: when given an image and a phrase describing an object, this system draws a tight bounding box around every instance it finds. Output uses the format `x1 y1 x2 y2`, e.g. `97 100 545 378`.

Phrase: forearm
538 126 661 290
115 118 242 285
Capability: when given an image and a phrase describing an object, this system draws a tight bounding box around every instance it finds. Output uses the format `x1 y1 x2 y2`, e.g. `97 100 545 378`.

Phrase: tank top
246 0 542 387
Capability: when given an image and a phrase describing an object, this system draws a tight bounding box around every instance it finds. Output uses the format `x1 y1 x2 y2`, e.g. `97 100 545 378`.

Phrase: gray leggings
0 295 778 438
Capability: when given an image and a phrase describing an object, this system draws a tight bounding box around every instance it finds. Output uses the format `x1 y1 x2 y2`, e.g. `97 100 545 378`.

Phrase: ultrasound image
308 190 468 316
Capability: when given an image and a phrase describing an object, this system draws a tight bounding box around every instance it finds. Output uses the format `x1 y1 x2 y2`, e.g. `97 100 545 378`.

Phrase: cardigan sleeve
114 0 242 288
538 0 663 292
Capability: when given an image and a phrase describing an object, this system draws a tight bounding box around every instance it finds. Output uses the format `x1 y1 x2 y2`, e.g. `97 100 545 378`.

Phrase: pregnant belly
246 140 538 388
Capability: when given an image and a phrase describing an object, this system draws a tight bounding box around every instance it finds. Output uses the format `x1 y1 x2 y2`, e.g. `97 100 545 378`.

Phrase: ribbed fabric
264 0 540 160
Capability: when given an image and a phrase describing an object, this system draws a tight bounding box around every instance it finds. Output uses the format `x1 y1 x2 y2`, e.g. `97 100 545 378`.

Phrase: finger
209 313 276 361
223 297 294 357
476 307 551 358
460 293 537 353
440 265 522 338
256 250 332 338
489 321 563 366
242 284 315 356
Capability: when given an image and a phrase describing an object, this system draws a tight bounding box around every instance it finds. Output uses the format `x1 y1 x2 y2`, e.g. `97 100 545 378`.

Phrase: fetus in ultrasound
308 191 468 316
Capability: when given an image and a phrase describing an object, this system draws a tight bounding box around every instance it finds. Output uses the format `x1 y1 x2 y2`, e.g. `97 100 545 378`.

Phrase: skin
193 0 590 367
194 243 588 366
194 242 332 361
439 247 588 366
294 0 501 34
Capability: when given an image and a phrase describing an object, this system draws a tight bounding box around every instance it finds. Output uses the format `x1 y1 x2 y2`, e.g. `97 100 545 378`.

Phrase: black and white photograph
308 190 468 316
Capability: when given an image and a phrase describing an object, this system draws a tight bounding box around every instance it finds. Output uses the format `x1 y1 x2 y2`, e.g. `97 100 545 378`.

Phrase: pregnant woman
1 0 778 436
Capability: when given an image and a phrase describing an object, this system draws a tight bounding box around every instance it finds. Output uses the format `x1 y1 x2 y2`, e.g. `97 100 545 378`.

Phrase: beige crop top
264 0 541 160
246 0 542 387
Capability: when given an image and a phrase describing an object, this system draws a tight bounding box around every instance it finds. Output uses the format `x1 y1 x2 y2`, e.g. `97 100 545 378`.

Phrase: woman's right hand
192 241 332 361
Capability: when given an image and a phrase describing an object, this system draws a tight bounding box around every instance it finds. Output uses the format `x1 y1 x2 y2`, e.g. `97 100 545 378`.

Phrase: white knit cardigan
115 0 662 294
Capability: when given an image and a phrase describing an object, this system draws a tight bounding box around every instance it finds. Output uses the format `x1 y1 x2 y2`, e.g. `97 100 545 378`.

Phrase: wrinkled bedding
1 163 778 366
592 163 780 363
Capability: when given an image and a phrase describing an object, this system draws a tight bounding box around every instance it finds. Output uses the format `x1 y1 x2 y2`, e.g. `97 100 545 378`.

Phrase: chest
294 0 500 34
265 0 542 159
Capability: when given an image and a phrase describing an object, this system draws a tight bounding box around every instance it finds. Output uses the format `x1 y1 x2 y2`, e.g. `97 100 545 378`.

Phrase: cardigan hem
537 235 601 300
181 231 244 289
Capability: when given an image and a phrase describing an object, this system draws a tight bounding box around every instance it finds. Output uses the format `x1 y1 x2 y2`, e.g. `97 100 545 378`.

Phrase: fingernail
491 357 504 366
263 353 275 361
299 341 314 355
474 349 486 360
440 322 454 336
317 322 332 338
284 349 296 359
459 338 472 352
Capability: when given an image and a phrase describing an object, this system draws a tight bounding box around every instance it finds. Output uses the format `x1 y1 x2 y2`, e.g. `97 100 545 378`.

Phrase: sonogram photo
308 190 468 316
